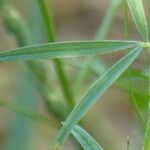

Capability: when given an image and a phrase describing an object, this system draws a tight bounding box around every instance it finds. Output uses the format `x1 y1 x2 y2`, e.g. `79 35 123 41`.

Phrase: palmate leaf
71 125 104 150
0 40 140 62
127 0 149 41
56 46 143 145
144 102 150 150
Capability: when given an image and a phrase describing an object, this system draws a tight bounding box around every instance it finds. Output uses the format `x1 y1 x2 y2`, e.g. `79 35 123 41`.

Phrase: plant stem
36 0 56 42
124 0 146 128
143 102 150 150
0 99 59 128
37 0 75 110
96 0 123 39
1 1 66 122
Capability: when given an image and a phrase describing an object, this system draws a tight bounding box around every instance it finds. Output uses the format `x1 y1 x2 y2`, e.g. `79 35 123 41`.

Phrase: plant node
144 42 150 48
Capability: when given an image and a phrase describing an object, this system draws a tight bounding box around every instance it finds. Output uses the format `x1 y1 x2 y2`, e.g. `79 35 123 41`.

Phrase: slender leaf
144 102 150 150
114 68 149 128
124 0 130 39
121 69 149 79
56 46 143 145
0 40 141 62
37 0 56 42
96 0 123 39
71 125 104 150
127 0 149 41
0 99 58 127
124 0 148 128
37 0 75 111
5 71 36 150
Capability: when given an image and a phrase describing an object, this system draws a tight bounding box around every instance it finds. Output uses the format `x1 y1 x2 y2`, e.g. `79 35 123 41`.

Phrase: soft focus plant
0 0 149 150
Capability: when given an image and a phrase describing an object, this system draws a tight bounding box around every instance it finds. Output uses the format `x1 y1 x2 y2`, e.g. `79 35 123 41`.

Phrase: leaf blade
127 0 149 41
0 40 140 62
56 46 143 145
0 99 58 127
144 102 150 150
96 0 123 39
71 125 104 150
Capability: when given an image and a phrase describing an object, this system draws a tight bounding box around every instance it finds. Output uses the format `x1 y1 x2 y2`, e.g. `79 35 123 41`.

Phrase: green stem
124 0 146 129
96 0 123 39
127 136 130 150
0 99 59 128
37 0 75 110
144 102 150 150
36 0 56 42
1 1 65 122
143 42 150 49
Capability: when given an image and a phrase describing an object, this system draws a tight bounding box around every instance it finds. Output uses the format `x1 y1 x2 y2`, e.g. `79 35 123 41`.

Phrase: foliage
0 0 149 150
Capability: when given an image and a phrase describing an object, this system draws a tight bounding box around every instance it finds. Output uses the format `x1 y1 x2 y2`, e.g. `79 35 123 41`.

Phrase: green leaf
56 46 142 145
5 71 36 150
121 69 149 79
144 102 150 150
71 125 104 150
0 40 140 62
96 0 123 39
116 69 149 128
127 0 149 41
0 99 58 127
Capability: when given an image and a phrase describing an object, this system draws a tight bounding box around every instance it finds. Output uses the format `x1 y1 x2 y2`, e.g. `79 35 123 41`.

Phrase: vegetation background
0 0 149 150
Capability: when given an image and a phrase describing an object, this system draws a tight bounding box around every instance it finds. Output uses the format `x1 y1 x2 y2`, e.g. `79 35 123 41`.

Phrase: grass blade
96 0 123 39
124 0 147 128
0 99 59 128
116 71 149 128
0 40 140 62
127 0 149 41
144 102 150 150
56 46 143 145
37 0 56 42
5 71 36 150
71 125 104 150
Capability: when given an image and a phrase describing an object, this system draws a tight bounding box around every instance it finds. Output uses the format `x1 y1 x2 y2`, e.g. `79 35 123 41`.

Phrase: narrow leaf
144 102 150 150
71 125 104 150
96 0 123 39
56 46 142 145
127 0 149 41
0 40 140 62
0 99 58 127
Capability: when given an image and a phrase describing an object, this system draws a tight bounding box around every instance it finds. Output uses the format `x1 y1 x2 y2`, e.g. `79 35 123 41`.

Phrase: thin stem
0 99 59 128
127 136 130 150
124 0 130 39
37 0 75 110
143 102 150 150
1 1 65 122
124 0 146 128
96 0 122 39
36 0 56 42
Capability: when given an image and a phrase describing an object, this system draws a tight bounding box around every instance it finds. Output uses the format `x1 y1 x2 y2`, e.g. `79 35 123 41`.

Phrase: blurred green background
0 0 149 150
